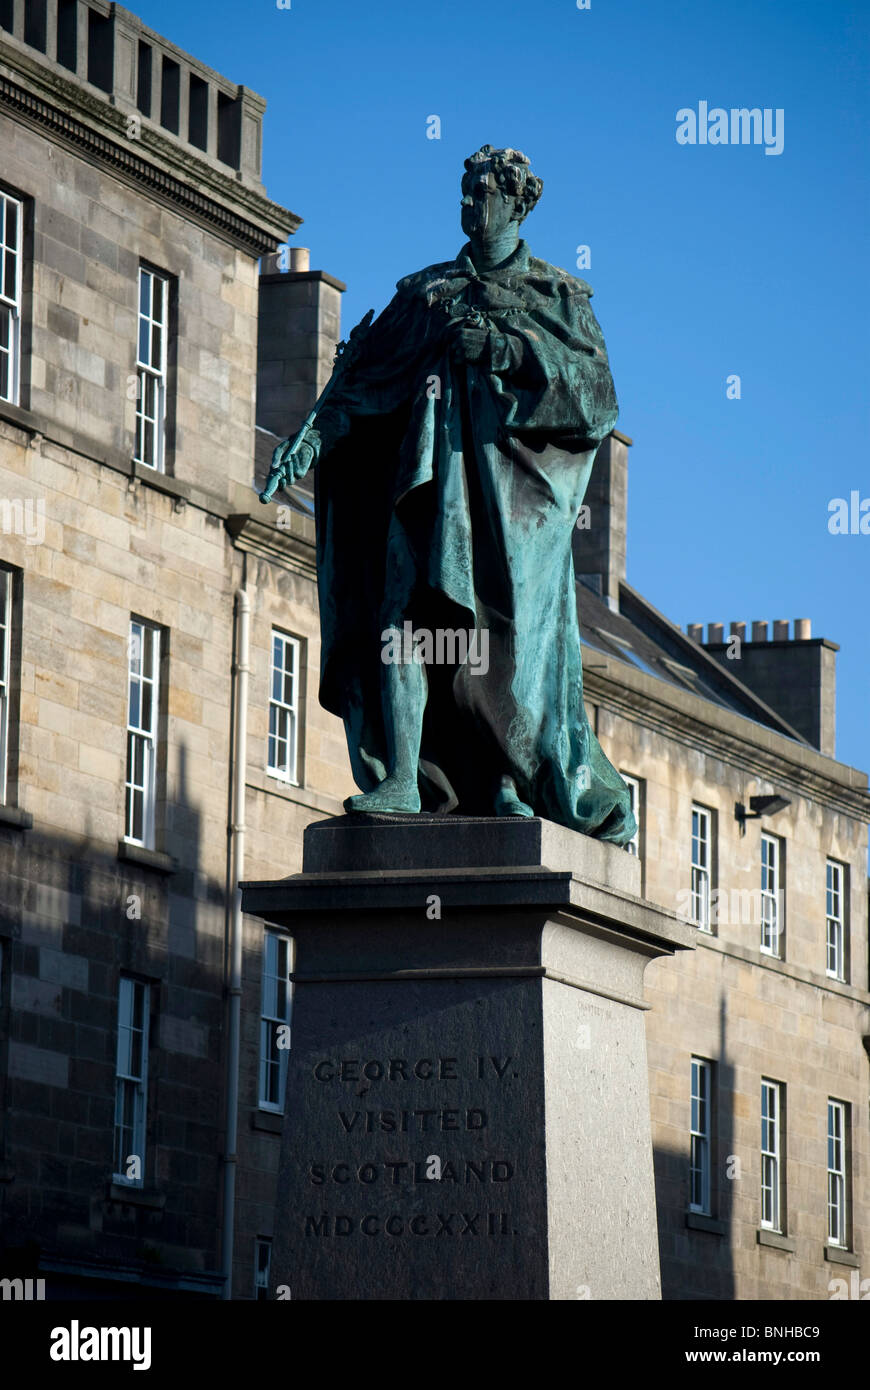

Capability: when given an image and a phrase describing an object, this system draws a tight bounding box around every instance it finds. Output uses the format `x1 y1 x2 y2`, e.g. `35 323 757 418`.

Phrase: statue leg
344 655 426 814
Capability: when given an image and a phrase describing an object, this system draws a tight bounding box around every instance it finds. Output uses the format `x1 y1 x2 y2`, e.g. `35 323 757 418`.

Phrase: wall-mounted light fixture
735 794 792 834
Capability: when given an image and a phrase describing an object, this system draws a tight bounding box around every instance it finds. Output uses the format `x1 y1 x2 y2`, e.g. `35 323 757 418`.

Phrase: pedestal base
241 816 692 1300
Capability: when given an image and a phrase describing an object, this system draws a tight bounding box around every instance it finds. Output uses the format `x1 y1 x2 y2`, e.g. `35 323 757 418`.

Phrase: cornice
584 659 870 822
0 47 299 255
225 512 316 579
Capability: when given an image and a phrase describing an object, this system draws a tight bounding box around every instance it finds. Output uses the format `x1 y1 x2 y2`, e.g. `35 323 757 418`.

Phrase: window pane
128 785 143 842
131 980 144 1031
264 931 278 978
263 972 277 1019
128 678 141 729
151 320 162 367
140 680 153 733
143 370 156 418
144 624 158 678
276 937 290 999
129 622 143 676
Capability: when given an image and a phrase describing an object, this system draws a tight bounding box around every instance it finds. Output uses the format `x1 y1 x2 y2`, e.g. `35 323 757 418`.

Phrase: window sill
117 840 177 875
251 1110 283 1135
265 771 301 790
245 766 344 818
686 1212 726 1236
756 1228 795 1253
130 459 189 508
0 804 32 830
824 1245 859 1268
107 1182 166 1210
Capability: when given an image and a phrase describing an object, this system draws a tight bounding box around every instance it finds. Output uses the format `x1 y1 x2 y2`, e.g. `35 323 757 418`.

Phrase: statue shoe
493 785 535 818
344 778 422 814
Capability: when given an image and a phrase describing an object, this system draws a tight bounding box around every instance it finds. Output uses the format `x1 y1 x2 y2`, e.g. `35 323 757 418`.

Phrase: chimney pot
794 618 812 640
290 247 310 272
730 621 746 640
751 621 768 642
708 622 724 643
687 624 703 643
773 620 790 641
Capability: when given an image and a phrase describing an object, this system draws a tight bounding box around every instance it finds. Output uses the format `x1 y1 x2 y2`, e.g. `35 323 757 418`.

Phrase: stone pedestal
241 816 692 1301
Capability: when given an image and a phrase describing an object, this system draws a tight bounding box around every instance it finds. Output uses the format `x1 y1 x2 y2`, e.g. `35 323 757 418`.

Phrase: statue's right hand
270 429 320 488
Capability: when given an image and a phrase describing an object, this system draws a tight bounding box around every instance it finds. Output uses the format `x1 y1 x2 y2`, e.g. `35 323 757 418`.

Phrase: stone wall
1 109 263 503
593 696 868 1300
0 64 351 1291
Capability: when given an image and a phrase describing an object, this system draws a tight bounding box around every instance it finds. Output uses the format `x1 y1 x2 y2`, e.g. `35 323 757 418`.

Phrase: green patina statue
262 144 636 845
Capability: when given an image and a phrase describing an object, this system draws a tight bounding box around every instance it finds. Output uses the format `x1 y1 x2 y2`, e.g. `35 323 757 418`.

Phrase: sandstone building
0 0 348 1299
574 438 869 1299
0 1 866 1301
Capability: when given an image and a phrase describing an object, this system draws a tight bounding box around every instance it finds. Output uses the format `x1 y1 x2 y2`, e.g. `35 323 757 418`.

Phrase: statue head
460 145 543 243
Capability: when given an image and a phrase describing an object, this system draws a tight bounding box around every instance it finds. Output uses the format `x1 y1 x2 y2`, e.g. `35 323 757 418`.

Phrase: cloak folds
313 239 637 845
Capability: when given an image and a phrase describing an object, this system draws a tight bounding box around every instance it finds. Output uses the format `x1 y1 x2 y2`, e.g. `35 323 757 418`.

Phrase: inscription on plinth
273 977 549 1300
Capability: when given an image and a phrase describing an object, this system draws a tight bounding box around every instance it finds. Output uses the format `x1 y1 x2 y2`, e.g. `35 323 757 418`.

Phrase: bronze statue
261 145 636 844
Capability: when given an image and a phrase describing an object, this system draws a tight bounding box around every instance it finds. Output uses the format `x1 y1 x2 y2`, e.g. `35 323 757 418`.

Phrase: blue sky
137 0 869 776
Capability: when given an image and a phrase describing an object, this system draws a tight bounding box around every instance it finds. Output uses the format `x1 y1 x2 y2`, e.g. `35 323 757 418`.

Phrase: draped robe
314 239 636 845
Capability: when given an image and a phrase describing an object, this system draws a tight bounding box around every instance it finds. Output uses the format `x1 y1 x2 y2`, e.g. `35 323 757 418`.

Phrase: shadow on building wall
0 737 229 1299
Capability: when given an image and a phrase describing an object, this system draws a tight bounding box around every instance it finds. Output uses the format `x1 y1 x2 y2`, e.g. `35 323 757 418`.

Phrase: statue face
460 166 519 242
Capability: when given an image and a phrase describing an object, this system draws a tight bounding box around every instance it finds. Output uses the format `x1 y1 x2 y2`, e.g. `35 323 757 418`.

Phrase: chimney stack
572 430 631 611
698 617 838 756
256 249 346 439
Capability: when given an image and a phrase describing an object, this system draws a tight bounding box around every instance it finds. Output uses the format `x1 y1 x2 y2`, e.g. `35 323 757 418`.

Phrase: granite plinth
240 815 692 1301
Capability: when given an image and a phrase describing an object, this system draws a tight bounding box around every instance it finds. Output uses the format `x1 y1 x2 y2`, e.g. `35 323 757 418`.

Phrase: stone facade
593 678 868 1299
0 4 352 1299
0 4 866 1303
576 441 869 1301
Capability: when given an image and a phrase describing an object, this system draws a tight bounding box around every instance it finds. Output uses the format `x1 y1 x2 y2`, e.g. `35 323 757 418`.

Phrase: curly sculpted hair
462 144 544 223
